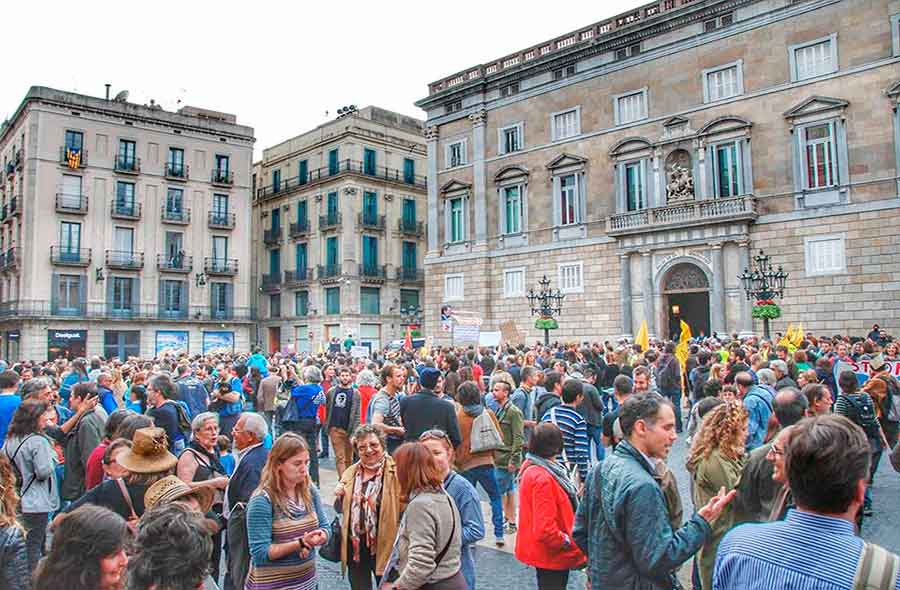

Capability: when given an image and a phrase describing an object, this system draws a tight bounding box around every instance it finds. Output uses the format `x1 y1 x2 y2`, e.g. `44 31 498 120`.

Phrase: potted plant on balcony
751 299 781 320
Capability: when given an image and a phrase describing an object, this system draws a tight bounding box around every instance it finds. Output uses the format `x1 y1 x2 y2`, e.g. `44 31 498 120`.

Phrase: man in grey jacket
573 393 735 590
61 383 107 501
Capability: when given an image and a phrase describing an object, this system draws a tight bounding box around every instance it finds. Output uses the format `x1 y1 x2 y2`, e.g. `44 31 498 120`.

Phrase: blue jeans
462 465 505 539
662 388 683 433
586 423 605 462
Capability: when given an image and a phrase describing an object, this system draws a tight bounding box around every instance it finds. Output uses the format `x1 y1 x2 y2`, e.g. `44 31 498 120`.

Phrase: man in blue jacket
96 372 119 415
573 393 735 590
736 370 775 451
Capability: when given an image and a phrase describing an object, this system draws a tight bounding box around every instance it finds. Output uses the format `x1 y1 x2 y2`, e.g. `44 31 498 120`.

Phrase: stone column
425 126 439 254
469 110 488 245
620 252 633 337
641 251 655 336
710 242 726 335
737 240 753 335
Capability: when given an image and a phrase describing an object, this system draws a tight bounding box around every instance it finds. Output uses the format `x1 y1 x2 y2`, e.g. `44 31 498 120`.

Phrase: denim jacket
573 440 710 590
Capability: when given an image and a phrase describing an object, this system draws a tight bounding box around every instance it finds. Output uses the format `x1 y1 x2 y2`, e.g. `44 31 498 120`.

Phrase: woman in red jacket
515 422 586 590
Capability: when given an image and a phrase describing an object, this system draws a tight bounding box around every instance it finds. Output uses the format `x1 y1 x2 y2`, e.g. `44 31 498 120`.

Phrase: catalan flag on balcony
66 148 81 170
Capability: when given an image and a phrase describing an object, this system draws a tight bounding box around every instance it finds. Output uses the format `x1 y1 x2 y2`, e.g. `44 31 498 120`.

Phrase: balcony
0 248 19 273
358 213 386 232
105 250 145 270
7 197 20 219
262 272 283 292
161 207 190 225
319 212 342 231
605 195 758 237
211 169 233 187
204 257 238 276
114 156 141 175
157 254 193 273
398 218 424 237
289 219 310 238
56 193 89 215
0 300 257 322
59 146 88 169
397 267 425 284
13 149 22 171
284 269 311 286
317 264 342 282
359 264 387 283
164 162 189 181
50 246 92 267
263 227 283 246
255 158 427 201
110 200 142 220
208 211 235 229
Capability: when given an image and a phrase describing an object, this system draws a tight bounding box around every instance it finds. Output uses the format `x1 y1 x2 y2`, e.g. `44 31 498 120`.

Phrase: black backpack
844 394 881 440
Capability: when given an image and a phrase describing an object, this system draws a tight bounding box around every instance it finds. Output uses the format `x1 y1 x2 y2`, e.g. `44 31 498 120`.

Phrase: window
53 273 83 315
296 199 308 227
161 280 185 317
449 197 464 242
213 193 229 215
60 175 83 208
624 161 646 211
445 100 463 114
215 154 230 175
364 148 377 176
805 234 846 276
790 34 838 81
325 236 339 269
403 158 416 184
165 188 183 215
402 242 417 272
503 268 525 298
115 181 135 212
502 185 523 234
103 331 140 360
272 169 281 193
615 44 641 61
444 273 464 301
553 65 577 81
360 287 380 315
295 291 309 316
113 226 134 255
703 61 743 103
362 191 378 224
402 198 416 226
295 243 308 275
446 140 466 168
328 148 339 175
558 174 580 225
111 277 134 314
400 289 420 312
558 262 584 293
712 142 742 197
362 236 378 273
59 222 81 256
552 108 580 141
210 282 232 319
498 124 523 154
326 191 339 221
298 160 308 185
117 139 136 169
704 13 733 32
269 294 281 318
325 287 341 315
168 148 185 176
65 130 83 152
892 14 900 57
615 89 648 125
500 83 519 98
212 236 229 261
802 122 837 189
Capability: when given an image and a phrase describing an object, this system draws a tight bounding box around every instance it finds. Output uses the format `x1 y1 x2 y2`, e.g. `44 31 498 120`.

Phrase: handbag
469 410 503 453
317 515 342 562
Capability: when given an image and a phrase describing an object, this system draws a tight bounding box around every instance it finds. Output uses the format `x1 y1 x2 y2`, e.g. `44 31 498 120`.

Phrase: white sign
478 331 502 347
350 345 370 359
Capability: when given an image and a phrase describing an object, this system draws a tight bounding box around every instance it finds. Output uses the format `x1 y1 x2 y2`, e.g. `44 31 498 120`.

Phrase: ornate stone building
416 0 900 343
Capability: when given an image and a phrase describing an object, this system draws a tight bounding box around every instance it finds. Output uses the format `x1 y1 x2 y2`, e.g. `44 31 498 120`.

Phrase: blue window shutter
132 278 141 315
158 279 166 318
180 280 189 318
78 275 87 315
51 274 60 315
225 283 234 319
106 277 115 316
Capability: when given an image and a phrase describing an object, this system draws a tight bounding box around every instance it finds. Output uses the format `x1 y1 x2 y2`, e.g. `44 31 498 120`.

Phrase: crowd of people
0 327 898 590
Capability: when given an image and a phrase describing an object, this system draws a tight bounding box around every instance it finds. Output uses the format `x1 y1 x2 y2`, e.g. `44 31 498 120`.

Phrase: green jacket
493 401 524 469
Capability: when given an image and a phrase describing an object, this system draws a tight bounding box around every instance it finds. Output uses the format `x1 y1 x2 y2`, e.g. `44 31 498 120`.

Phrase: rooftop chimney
105 84 111 101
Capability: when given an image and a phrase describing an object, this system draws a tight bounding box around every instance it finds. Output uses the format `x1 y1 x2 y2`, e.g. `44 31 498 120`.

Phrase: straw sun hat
144 475 215 514
116 427 178 474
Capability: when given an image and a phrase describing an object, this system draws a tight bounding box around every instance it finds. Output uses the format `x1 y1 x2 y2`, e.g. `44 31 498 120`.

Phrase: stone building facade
251 107 427 354
0 87 255 360
416 0 900 344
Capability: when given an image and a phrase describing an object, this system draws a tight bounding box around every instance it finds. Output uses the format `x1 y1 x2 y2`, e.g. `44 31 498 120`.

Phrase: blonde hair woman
0 455 27 588
246 433 329 590
686 400 748 590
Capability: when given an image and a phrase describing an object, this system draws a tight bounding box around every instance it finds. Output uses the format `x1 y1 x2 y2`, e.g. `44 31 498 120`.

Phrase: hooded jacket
534 392 562 423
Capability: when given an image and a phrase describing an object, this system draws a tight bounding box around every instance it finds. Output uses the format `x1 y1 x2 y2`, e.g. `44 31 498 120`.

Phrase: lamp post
400 305 423 334
526 275 564 346
738 249 789 340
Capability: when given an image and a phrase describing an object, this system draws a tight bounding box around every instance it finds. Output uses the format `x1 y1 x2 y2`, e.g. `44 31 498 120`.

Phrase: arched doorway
662 262 710 340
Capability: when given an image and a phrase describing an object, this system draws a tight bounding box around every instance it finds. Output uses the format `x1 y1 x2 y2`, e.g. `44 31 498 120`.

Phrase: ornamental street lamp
526 275 564 346
400 304 423 328
738 249 789 340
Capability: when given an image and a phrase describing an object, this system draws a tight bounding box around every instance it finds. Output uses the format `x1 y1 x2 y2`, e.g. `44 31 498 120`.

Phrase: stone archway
661 262 710 340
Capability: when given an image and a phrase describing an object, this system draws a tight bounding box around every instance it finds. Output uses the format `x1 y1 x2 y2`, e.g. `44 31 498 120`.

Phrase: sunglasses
419 429 450 443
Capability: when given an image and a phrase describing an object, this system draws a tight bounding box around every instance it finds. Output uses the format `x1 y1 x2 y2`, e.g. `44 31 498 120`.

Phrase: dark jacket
656 354 681 392
176 375 209 419
534 392 562 422
692 365 712 400
399 389 462 448
0 525 28 590
573 440 710 590
226 444 269 510
61 407 107 501
578 382 604 426
733 441 779 524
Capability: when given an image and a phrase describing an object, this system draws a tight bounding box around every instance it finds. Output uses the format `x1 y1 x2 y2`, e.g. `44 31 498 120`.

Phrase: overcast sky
4 0 638 159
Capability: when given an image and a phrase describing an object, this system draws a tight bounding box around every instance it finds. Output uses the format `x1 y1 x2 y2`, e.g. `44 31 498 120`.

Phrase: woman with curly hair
34 504 130 590
0 455 28 590
686 400 748 590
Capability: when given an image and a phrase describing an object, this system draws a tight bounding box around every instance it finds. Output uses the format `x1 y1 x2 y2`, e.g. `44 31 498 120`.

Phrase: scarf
350 458 385 562
188 440 226 478
524 453 578 511
463 403 483 417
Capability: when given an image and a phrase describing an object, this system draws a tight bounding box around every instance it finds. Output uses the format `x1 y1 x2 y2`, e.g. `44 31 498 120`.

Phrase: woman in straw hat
246 432 329 590
144 475 215 516
59 427 177 525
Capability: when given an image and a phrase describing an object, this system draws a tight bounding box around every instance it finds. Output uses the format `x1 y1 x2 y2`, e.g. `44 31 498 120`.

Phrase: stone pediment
546 153 588 170
698 115 752 137
663 115 689 128
494 164 530 182
783 96 849 121
610 137 652 157
440 179 472 194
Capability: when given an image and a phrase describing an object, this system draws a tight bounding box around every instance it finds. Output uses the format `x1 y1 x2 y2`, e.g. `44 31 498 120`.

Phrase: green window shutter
326 237 338 267
328 149 339 175
298 160 308 185
327 192 338 217
361 287 380 315
363 236 378 269
403 199 416 224
403 242 416 269
404 158 415 183
364 149 376 175
297 200 307 225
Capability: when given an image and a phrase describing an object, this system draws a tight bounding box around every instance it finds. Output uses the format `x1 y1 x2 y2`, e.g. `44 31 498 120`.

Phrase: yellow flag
635 320 650 353
778 324 794 348
675 320 692 370
316 342 324 355
791 323 804 347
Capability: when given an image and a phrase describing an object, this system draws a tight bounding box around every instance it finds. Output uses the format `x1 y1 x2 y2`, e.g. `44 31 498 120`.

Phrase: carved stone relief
665 149 694 203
